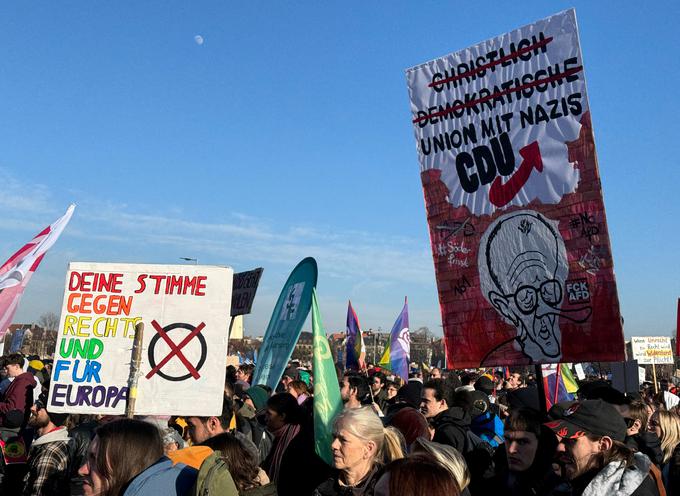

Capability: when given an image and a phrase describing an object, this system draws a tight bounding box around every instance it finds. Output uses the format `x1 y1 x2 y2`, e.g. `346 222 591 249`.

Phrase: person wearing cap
22 391 72 496
546 399 662 496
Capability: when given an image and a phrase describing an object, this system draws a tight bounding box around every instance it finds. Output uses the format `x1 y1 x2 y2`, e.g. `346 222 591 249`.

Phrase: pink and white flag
0 205 75 338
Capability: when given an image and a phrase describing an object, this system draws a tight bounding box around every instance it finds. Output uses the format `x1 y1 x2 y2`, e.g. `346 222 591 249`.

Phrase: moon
194 35 204 46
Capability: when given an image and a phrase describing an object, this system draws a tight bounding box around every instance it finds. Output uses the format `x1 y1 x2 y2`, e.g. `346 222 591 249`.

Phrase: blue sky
1 1 678 339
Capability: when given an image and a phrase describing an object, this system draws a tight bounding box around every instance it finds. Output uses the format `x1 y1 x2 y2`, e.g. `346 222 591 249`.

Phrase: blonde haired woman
314 406 404 496
411 438 470 494
651 409 680 493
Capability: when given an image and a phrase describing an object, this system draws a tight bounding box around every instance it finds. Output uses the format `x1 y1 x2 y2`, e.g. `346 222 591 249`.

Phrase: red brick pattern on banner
422 112 624 368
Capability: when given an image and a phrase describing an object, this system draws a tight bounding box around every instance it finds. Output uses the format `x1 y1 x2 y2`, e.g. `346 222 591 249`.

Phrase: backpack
192 452 239 496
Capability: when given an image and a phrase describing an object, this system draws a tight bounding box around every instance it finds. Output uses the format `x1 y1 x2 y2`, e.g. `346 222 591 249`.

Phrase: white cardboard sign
48 262 232 415
631 336 674 365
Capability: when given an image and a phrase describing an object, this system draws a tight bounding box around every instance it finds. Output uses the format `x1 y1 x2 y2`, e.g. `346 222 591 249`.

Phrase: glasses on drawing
504 279 562 314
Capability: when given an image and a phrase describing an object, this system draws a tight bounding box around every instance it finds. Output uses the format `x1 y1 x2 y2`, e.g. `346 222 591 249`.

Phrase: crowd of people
2 352 680 495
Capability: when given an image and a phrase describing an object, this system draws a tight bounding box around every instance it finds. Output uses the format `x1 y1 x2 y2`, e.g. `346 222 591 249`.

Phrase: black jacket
314 466 381 496
262 421 331 496
431 406 470 452
626 432 664 467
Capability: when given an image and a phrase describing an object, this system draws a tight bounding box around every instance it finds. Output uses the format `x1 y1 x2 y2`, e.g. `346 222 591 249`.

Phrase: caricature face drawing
478 210 590 362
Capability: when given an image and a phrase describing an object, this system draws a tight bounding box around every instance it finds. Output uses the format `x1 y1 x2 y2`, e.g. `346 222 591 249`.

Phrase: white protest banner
48 262 232 416
406 9 624 367
631 336 674 365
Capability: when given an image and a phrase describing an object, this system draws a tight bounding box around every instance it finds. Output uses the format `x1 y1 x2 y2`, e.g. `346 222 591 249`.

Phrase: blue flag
251 258 318 390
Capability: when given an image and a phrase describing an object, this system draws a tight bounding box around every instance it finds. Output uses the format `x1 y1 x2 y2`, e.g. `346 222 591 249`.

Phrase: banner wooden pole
126 322 145 418
653 361 658 394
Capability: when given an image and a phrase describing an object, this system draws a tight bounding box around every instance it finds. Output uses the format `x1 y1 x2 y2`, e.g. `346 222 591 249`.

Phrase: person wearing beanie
464 390 504 448
245 386 269 415
23 391 72 496
546 399 662 496
388 406 429 448
238 386 274 463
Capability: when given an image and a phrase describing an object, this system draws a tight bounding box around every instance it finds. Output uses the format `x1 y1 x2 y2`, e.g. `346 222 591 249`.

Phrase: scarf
582 452 651 496
268 423 301 484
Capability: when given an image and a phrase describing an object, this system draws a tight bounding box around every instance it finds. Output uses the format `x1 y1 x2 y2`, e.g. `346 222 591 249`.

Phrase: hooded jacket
123 457 197 496
431 406 470 452
0 372 35 426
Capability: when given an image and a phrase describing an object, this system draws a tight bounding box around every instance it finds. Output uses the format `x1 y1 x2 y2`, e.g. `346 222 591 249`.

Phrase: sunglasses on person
623 417 637 428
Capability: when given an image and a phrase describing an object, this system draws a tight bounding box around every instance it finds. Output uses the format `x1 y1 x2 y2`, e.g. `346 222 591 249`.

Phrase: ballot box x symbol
146 320 207 381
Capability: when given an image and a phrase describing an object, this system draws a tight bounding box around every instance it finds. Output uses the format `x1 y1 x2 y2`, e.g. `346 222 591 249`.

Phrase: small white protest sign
48 262 232 416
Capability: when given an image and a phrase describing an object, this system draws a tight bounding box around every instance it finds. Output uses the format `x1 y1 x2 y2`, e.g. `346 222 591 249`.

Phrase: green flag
312 288 343 465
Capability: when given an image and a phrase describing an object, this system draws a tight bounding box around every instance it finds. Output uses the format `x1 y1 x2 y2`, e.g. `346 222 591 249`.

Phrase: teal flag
251 258 318 390
312 288 343 465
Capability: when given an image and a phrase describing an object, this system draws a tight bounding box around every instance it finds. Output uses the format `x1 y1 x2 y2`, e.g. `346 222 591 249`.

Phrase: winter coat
470 410 504 448
431 406 470 452
313 466 382 496
372 389 388 414
68 420 99 496
0 372 35 427
662 443 680 495
241 482 278 496
262 422 331 496
237 409 273 464
627 432 665 467
22 426 71 496
481 441 563 496
124 456 197 496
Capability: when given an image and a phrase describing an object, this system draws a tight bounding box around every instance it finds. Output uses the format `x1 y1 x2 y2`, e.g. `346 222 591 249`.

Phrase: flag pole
126 322 145 418
535 364 548 418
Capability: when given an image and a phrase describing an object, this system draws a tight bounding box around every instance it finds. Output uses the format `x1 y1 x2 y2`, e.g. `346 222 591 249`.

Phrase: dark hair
626 400 649 432
505 407 542 437
372 372 386 386
267 393 303 425
344 373 371 404
199 396 234 430
201 433 261 491
585 435 635 472
5 353 24 367
288 380 309 396
385 457 460 496
237 363 254 376
423 379 449 404
94 419 163 496
225 365 237 385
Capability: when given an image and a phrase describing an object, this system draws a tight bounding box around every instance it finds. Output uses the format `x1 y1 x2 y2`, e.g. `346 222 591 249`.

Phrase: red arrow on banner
489 141 544 208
